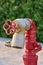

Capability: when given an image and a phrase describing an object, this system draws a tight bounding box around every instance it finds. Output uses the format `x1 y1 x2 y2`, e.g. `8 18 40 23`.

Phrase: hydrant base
23 54 38 65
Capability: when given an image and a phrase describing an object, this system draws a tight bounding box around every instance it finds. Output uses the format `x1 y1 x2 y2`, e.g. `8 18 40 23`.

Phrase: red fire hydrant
3 18 42 65
23 18 42 65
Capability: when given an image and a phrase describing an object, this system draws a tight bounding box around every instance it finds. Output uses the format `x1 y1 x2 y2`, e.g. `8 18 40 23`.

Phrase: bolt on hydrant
3 18 42 65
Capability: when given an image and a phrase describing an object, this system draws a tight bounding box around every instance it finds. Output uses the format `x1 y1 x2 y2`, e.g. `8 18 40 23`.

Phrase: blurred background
0 0 43 42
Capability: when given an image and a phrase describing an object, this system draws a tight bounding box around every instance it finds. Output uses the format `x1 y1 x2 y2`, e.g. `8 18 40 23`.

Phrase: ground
0 38 43 65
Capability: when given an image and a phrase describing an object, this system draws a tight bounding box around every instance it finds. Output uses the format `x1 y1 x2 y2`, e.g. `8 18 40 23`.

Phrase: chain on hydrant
3 18 42 65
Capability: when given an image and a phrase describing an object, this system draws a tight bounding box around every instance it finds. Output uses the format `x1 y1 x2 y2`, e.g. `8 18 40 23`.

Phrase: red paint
3 20 16 35
23 18 42 65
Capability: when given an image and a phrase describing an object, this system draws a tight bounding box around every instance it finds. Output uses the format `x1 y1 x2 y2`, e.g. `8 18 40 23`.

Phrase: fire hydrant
3 18 42 65
23 18 42 65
